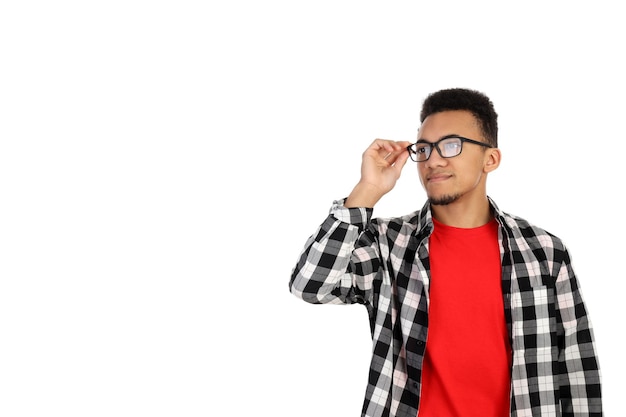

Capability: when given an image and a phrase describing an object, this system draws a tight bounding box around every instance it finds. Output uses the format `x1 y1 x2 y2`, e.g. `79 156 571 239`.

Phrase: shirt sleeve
555 249 603 415
288 198 379 305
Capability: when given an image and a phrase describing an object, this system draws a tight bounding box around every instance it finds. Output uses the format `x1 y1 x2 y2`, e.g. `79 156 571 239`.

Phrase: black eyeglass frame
406 135 494 162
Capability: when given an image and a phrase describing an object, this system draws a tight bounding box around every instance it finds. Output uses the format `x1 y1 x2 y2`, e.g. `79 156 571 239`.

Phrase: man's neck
431 197 493 228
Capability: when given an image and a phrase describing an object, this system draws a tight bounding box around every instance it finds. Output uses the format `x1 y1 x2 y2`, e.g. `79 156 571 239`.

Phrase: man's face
416 110 494 206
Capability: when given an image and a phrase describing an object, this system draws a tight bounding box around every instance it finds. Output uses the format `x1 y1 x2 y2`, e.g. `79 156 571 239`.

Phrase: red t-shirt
418 218 511 417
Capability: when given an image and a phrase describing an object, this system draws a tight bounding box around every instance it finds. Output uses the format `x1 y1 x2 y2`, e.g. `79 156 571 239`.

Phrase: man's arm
556 251 603 416
288 201 374 304
289 139 411 304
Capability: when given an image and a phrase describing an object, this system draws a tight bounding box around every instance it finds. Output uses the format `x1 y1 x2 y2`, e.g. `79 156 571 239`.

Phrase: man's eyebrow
416 133 461 142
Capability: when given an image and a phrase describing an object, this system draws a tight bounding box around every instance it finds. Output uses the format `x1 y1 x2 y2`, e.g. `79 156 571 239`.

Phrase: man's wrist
344 182 384 208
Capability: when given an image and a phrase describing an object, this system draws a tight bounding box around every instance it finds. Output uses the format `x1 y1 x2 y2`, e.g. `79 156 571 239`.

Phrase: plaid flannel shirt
289 197 602 417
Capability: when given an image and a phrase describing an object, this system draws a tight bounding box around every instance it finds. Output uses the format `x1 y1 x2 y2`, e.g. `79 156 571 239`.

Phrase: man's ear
484 148 501 173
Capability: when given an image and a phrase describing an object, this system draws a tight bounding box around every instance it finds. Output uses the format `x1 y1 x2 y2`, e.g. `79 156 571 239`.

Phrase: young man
289 88 603 417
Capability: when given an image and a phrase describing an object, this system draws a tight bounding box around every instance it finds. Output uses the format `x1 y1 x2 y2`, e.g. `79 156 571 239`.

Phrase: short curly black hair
420 88 498 147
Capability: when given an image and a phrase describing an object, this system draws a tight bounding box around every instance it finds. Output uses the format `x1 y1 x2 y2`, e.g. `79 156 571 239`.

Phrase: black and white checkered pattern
289 197 602 417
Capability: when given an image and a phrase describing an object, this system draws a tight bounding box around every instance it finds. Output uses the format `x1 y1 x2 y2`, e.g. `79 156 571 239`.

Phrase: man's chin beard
428 194 460 206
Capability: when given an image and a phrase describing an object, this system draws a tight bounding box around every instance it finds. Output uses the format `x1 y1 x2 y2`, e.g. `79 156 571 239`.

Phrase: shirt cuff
330 198 373 227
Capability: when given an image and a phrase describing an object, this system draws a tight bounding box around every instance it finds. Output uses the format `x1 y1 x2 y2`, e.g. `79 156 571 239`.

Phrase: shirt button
416 341 424 345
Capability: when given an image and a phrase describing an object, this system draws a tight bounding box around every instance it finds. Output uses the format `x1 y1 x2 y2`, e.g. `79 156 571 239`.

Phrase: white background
1 1 623 416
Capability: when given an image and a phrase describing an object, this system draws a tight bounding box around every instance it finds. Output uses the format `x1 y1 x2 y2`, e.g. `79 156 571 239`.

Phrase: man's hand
344 139 412 208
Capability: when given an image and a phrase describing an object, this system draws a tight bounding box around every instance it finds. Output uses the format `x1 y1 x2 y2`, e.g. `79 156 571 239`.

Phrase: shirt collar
414 196 506 238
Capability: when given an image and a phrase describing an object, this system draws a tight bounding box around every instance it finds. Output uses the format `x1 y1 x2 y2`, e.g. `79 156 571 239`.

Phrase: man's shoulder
498 210 566 251
370 209 425 236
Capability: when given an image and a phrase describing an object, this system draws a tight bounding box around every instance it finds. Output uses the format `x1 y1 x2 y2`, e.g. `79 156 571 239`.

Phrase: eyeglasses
406 135 493 162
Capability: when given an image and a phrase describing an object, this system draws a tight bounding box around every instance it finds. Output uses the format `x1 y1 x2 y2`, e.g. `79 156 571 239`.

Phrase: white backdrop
1 1 622 416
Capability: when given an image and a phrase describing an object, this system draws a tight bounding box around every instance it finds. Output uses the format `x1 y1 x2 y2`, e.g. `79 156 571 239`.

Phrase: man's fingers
385 147 410 167
369 139 410 160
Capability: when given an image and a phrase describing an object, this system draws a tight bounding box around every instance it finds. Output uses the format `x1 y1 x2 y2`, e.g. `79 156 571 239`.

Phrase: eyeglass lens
413 138 463 161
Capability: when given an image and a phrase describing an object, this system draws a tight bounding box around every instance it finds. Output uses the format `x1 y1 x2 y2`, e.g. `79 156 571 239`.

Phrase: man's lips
427 172 452 183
